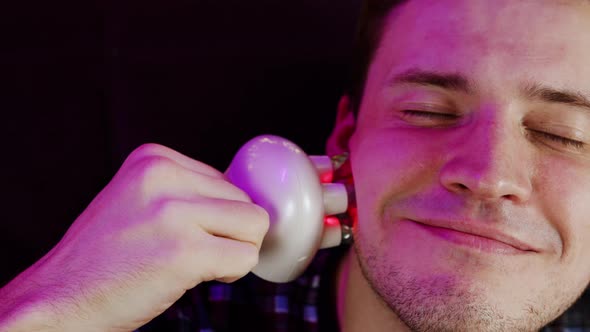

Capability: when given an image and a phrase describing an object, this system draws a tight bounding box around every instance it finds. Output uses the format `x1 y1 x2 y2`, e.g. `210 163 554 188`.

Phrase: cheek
349 129 445 233
538 157 590 261
534 156 590 289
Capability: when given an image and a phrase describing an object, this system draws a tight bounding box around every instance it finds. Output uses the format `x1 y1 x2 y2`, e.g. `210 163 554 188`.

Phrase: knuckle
157 217 203 268
134 156 177 185
151 198 183 221
128 143 170 163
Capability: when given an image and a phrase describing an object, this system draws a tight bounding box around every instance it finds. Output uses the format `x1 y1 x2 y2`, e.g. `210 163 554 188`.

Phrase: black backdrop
2 0 589 322
0 0 361 285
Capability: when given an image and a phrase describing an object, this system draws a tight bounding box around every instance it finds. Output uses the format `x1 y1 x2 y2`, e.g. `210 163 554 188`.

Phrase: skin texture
0 144 269 331
329 0 590 331
2 1 590 331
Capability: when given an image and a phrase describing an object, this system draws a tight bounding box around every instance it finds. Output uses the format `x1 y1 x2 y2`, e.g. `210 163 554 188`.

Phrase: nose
439 114 533 203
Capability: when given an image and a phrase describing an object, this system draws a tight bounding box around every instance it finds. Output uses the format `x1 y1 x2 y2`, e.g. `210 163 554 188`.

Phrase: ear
326 96 357 229
326 95 357 156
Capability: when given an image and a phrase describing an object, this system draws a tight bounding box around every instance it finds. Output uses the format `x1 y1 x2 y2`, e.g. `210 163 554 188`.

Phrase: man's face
347 0 590 330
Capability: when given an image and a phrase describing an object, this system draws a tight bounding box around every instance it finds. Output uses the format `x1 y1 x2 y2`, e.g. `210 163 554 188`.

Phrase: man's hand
0 143 269 331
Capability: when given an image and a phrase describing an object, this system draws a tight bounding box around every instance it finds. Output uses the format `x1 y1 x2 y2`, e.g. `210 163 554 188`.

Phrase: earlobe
326 95 357 157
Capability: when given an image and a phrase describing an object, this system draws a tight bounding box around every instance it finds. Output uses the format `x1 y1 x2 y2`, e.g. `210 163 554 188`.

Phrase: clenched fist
0 144 269 331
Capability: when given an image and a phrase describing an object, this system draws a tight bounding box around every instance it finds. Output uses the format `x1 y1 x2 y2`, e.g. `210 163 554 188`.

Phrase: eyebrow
522 83 590 111
391 68 590 111
390 69 475 94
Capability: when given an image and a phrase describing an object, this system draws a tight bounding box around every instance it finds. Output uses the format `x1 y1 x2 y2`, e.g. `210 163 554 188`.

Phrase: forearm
0 265 59 332
0 251 95 332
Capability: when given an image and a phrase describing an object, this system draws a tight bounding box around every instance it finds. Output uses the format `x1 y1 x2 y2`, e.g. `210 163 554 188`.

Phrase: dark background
0 0 361 286
2 0 589 324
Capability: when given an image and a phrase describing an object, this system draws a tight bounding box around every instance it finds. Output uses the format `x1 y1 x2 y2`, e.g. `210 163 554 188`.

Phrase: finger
156 198 270 250
217 276 241 283
129 156 253 204
124 143 225 179
193 234 260 283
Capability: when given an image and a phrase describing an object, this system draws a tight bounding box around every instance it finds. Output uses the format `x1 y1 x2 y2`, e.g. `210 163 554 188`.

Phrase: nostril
454 183 469 191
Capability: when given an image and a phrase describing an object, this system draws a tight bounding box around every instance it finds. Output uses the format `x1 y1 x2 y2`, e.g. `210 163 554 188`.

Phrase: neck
335 248 411 332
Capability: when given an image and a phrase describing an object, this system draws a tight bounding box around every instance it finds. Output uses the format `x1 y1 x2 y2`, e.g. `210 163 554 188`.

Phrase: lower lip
412 221 529 255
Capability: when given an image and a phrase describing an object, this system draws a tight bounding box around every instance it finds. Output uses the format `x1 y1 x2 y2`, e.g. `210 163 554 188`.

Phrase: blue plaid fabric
137 247 343 332
138 246 590 331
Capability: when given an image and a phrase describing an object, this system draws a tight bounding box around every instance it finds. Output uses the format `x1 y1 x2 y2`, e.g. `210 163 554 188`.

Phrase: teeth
322 183 348 216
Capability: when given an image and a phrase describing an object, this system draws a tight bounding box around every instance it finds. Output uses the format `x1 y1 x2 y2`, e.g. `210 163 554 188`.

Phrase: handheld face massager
225 135 353 283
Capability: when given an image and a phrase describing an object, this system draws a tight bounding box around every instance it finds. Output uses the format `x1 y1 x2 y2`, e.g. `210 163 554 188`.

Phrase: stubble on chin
352 237 569 332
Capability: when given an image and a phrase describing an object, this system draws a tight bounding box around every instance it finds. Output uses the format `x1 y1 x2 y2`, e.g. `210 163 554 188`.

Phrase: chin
353 236 572 332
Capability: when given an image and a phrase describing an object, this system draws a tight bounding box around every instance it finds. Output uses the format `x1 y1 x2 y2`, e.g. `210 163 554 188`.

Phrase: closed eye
528 129 586 150
402 110 459 119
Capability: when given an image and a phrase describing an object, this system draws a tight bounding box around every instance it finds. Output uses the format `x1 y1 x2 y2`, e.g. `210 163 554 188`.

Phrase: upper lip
411 218 539 252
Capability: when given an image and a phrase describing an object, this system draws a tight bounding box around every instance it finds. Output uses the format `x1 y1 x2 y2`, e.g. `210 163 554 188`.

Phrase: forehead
370 0 590 92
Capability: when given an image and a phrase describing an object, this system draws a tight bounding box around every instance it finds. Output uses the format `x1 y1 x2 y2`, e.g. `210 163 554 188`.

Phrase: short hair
347 0 408 115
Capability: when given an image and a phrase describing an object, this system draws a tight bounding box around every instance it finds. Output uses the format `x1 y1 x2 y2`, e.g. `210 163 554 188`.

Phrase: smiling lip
409 219 538 255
